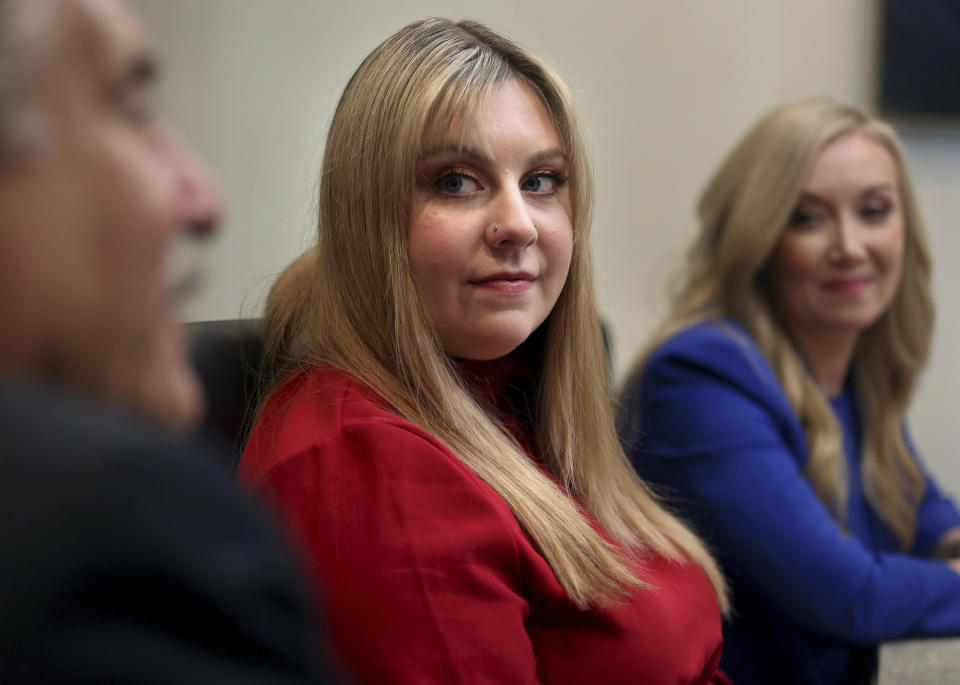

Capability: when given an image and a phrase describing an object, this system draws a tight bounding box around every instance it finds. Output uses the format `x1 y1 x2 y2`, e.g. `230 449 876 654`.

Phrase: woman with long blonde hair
239 18 729 685
620 97 960 685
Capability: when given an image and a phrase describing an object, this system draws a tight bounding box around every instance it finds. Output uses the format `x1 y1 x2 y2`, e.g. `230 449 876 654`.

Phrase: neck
788 325 858 397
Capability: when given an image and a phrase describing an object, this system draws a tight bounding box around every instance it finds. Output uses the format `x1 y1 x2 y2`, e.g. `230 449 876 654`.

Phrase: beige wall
131 0 960 491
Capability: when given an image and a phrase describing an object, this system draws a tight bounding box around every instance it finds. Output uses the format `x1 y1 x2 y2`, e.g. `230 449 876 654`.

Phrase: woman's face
408 78 574 360
767 132 905 341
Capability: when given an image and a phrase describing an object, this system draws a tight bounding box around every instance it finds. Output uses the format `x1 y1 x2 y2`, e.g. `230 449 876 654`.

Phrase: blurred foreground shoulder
0 381 341 684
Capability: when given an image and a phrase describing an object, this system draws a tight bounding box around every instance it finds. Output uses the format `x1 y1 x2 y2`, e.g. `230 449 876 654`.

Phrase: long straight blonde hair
258 18 727 611
625 98 932 549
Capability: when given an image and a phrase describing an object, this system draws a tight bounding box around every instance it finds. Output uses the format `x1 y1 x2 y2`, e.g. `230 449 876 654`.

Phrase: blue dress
619 318 960 685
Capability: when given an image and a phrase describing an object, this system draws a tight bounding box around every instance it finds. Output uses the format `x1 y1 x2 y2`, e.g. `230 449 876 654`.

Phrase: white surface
879 637 960 683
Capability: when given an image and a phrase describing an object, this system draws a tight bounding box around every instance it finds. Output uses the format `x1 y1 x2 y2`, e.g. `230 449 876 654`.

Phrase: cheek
874 226 907 309
407 209 470 315
542 206 574 281
766 234 821 319
55 160 170 309
548 228 573 293
767 233 823 290
881 223 906 276
408 199 480 263
79 136 178 265
408 215 443 285
91 184 171 312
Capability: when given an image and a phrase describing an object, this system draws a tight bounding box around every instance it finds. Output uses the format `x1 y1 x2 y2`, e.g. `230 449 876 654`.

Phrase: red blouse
239 365 729 685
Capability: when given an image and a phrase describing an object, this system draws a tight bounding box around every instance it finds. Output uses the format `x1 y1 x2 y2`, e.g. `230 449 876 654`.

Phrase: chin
447 329 532 361
153 363 205 433
132 317 205 432
817 314 882 337
811 298 884 329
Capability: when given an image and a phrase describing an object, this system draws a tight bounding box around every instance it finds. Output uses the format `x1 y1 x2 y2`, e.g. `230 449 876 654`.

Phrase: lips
822 276 872 296
469 271 536 293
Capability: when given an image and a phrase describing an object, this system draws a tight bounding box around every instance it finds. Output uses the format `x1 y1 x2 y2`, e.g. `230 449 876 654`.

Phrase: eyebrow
419 144 491 166
798 183 897 203
527 148 568 167
418 144 567 168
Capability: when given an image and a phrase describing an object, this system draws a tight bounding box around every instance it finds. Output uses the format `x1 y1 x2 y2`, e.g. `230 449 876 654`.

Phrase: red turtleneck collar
454 353 538 456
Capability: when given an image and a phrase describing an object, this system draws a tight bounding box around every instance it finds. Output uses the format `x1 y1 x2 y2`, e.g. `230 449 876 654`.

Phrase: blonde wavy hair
625 97 932 550
258 18 727 610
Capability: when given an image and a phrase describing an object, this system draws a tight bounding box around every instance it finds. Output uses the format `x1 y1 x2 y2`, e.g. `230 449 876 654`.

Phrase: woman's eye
860 204 891 223
788 208 822 228
521 172 568 195
434 172 481 196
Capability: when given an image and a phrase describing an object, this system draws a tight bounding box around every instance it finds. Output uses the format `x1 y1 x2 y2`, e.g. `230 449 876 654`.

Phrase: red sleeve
256 419 542 685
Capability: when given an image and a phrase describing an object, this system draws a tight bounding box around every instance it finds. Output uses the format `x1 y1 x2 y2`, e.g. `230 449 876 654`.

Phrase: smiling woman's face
767 132 905 345
407 77 573 360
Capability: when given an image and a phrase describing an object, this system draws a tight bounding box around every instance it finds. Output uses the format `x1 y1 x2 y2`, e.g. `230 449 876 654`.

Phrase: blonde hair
625 97 932 549
259 18 726 610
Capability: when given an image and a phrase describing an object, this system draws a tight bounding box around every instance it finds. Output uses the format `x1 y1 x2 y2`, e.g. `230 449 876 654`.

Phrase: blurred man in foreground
0 0 339 681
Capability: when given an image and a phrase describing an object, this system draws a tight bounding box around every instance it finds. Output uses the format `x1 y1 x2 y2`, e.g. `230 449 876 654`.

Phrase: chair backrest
185 317 616 468
186 319 264 467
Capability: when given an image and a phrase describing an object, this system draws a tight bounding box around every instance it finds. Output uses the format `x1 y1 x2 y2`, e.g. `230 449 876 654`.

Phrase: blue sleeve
907 429 960 557
623 323 960 643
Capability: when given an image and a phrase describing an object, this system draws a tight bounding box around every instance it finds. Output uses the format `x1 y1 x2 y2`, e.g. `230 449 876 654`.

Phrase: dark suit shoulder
0 382 337 683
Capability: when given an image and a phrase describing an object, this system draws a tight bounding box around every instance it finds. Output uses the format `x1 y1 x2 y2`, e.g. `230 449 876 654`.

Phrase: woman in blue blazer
619 98 960 685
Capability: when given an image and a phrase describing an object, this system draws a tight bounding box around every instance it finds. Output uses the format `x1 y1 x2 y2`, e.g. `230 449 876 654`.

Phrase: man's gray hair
0 0 54 164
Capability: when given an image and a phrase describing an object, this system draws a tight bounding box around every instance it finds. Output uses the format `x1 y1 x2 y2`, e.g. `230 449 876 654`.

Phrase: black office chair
186 319 265 467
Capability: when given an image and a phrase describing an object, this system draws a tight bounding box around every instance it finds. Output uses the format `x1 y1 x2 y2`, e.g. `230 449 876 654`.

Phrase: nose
485 186 537 249
829 212 867 262
168 130 222 241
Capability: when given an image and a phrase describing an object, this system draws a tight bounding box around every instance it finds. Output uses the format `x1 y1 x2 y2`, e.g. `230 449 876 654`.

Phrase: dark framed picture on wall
878 0 960 124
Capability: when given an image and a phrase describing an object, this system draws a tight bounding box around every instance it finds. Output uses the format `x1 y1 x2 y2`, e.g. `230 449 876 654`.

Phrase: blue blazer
620 319 960 685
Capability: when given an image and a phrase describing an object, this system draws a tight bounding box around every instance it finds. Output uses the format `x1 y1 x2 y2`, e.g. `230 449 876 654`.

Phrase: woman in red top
240 18 729 684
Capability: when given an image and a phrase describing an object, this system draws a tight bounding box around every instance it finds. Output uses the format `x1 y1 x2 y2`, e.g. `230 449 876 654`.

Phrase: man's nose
170 132 222 240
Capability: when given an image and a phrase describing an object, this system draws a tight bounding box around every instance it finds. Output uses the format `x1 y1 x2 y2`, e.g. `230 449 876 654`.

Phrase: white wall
131 0 960 492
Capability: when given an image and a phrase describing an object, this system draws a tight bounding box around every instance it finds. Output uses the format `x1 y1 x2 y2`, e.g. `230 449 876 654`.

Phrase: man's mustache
166 232 211 310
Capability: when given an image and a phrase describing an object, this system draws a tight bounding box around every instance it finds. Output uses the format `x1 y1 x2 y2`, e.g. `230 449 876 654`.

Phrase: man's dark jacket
0 381 342 683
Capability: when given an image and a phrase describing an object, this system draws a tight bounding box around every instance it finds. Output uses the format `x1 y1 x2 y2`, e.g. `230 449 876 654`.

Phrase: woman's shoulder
239 366 452 484
649 318 759 364
642 318 775 395
621 317 798 455
256 365 400 432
